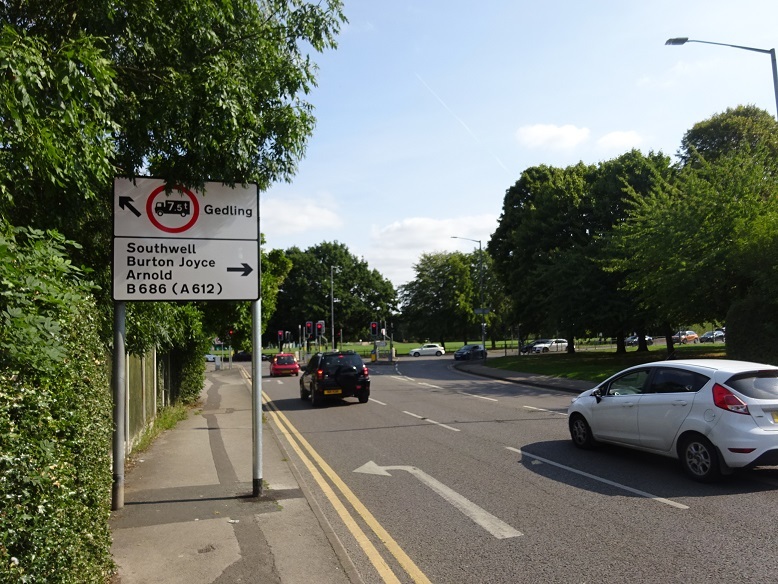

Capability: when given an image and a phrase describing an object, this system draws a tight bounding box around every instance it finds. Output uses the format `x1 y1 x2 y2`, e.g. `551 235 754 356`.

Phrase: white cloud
260 193 342 243
359 215 499 286
596 130 643 150
516 124 591 150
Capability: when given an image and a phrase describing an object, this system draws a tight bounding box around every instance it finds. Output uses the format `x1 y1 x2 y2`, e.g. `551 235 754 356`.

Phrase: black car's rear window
321 354 363 369
726 371 778 399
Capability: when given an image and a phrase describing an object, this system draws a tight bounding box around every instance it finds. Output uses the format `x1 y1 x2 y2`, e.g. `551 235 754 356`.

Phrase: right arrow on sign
354 461 522 539
227 263 253 276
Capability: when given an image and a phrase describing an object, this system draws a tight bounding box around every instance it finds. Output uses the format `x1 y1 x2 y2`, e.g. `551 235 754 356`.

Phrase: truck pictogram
155 199 191 217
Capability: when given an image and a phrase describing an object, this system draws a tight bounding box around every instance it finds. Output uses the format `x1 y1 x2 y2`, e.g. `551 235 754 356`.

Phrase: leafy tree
489 163 595 348
266 242 396 347
678 105 778 168
609 144 778 339
399 251 474 345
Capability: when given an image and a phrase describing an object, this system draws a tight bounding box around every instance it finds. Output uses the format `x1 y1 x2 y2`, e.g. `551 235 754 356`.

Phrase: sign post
111 178 262 508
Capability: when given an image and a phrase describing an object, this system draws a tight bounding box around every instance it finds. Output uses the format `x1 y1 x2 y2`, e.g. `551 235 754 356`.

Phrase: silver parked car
409 343 445 357
533 339 568 353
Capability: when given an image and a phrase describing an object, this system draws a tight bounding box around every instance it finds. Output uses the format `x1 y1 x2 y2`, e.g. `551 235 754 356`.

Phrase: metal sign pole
112 301 127 510
251 299 263 496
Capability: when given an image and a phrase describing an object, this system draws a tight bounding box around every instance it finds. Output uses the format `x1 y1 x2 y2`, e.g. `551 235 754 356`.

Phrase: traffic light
277 329 283 344
370 321 378 337
316 320 324 337
305 321 313 336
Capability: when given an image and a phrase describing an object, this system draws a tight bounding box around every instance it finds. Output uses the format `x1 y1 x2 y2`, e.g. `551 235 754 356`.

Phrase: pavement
110 359 593 583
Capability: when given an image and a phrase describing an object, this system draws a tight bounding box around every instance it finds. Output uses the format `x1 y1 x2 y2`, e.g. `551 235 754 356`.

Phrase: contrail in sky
415 73 511 173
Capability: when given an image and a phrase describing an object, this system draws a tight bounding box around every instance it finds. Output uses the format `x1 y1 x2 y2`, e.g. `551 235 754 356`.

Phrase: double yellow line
254 382 430 583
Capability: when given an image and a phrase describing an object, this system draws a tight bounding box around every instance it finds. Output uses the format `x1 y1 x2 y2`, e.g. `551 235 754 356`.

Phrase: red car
269 353 300 377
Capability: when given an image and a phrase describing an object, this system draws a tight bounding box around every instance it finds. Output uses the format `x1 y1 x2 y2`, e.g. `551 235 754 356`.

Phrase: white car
409 343 445 357
568 359 778 482
533 338 568 353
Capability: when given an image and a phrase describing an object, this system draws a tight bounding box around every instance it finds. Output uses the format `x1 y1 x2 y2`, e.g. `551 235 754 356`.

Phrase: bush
0 224 113 582
725 292 778 365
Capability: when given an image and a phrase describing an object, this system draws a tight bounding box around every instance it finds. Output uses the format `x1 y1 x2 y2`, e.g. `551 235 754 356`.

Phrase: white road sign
113 177 259 301
114 177 258 240
113 238 258 301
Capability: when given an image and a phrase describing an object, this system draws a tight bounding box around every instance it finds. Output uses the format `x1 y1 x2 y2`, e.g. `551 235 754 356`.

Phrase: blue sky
261 0 778 287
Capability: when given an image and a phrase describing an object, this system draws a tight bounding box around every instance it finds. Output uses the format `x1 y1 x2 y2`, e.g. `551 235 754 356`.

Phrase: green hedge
1 224 113 582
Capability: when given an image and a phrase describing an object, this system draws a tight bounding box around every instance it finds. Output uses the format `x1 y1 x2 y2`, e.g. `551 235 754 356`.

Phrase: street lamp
330 265 338 350
451 236 486 357
665 37 778 120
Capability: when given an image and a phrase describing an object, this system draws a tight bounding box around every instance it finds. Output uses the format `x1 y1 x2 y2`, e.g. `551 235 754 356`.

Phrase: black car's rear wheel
310 384 322 407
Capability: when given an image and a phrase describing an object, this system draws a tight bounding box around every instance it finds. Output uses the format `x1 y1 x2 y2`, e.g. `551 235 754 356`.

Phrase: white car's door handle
672 400 689 406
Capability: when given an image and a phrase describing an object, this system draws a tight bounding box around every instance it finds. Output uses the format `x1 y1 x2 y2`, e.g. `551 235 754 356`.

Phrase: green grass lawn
485 344 728 383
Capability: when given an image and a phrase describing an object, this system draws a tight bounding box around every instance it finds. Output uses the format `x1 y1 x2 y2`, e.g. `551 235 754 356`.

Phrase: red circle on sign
146 185 200 233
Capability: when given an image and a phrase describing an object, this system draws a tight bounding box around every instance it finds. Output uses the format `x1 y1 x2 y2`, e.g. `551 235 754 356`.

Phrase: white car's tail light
712 383 749 415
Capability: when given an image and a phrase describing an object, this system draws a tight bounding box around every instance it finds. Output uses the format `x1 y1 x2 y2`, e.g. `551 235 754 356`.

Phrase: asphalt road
258 356 778 584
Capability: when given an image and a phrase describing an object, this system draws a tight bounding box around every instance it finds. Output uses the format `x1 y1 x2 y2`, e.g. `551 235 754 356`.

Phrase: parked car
521 340 546 354
533 339 568 353
454 344 487 360
672 330 699 344
299 350 370 406
205 354 216 362
409 343 445 357
269 353 300 377
700 330 726 343
567 359 778 482
625 335 653 347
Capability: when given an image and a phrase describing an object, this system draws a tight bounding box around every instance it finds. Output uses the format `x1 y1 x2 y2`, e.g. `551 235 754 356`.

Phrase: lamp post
330 265 339 350
665 37 778 120
451 236 486 357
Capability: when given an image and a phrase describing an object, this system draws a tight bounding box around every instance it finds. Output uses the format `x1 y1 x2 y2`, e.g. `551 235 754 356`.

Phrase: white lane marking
354 461 522 539
391 375 416 382
418 382 444 390
505 447 689 510
523 405 567 416
403 411 460 432
369 398 387 405
459 392 498 402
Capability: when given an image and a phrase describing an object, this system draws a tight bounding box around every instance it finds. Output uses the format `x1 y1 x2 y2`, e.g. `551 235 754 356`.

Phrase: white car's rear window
727 371 778 399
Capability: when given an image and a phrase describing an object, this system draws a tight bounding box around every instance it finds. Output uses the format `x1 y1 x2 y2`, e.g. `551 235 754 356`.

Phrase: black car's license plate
323 389 341 395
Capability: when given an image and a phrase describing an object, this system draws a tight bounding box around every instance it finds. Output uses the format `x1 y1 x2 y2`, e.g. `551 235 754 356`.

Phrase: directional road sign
112 177 259 301
113 238 258 301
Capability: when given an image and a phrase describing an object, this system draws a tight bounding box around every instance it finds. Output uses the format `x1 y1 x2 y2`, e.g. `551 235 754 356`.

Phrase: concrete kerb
453 360 595 394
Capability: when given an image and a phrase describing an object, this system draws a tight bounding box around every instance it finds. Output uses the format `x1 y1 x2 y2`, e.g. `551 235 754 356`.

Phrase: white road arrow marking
354 461 522 539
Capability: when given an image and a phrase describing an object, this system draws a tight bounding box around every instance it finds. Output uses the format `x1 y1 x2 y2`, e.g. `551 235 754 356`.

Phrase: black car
700 330 725 343
232 351 252 361
299 350 370 407
625 335 653 347
454 344 487 360
521 339 549 354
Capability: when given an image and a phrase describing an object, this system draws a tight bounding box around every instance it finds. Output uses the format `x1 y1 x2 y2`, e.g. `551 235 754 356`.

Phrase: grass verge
133 403 190 454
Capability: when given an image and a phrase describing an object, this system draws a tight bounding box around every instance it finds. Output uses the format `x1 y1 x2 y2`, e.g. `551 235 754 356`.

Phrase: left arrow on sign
118 196 141 217
354 461 522 539
227 263 253 277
